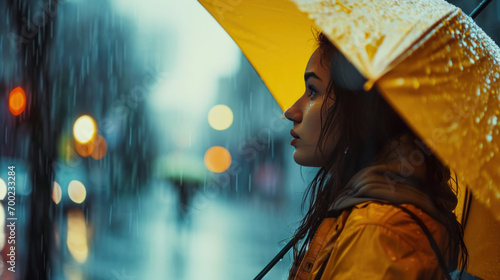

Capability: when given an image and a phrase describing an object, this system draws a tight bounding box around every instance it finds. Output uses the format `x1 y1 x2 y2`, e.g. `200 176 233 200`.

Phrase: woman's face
284 48 335 167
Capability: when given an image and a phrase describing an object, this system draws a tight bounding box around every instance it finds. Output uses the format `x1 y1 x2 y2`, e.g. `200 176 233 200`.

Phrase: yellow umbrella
199 0 500 278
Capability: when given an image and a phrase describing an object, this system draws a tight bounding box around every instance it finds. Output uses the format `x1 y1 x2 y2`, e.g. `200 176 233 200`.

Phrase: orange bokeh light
75 140 94 158
204 146 232 173
74 134 107 159
9 87 26 116
91 135 107 160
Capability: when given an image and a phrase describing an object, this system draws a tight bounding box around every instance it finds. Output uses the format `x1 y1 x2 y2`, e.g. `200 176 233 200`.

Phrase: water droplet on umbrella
412 79 419 89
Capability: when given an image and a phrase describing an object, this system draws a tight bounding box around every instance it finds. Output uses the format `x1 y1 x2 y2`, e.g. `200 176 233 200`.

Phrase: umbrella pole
253 239 297 280
469 0 494 18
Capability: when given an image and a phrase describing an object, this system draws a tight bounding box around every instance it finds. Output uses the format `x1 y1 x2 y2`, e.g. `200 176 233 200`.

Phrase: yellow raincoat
292 137 456 280
293 202 450 280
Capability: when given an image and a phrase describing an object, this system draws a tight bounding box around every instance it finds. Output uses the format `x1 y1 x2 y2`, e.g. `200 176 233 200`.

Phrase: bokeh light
208 104 233 131
75 140 94 158
68 180 87 204
52 181 62 204
0 178 6 200
73 115 97 144
9 87 26 116
63 265 84 280
204 146 232 173
58 134 79 164
91 135 107 160
67 208 88 263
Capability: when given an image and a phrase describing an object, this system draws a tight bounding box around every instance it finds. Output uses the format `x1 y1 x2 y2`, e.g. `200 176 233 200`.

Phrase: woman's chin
293 150 320 167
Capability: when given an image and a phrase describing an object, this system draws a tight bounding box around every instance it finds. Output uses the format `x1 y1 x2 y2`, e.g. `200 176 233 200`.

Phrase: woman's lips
290 129 300 145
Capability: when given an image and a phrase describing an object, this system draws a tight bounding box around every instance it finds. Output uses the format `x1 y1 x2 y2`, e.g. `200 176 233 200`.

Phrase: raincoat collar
329 135 457 225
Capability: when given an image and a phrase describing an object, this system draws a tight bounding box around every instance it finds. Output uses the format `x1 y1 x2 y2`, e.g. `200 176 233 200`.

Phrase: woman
284 33 467 279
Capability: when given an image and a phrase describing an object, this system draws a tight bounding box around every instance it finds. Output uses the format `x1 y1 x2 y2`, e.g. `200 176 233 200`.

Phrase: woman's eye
307 86 318 98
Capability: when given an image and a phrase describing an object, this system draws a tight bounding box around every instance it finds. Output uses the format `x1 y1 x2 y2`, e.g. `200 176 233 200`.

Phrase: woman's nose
284 101 302 123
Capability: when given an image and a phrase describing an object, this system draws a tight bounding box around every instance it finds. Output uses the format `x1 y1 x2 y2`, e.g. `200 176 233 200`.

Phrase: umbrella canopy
154 152 206 183
199 0 500 218
199 0 500 278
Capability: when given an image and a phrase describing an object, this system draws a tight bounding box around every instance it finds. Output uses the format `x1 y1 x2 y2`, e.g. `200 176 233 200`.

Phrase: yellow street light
73 115 97 144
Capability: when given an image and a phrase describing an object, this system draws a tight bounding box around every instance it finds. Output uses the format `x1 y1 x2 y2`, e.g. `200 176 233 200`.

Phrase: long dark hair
289 33 468 278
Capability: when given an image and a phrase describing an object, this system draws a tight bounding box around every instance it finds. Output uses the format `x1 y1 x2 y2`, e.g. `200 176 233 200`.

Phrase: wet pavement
54 180 302 280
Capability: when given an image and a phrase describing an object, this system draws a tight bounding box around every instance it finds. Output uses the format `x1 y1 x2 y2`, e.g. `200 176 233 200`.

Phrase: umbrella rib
469 0 494 19
381 10 456 79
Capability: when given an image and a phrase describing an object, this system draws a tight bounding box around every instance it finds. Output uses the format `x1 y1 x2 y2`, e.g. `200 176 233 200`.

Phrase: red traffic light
9 87 26 116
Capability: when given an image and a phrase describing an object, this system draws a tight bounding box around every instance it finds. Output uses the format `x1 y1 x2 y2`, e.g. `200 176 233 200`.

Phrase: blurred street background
0 0 498 279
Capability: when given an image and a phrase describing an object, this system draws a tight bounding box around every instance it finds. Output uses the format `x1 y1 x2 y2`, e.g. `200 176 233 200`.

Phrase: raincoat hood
330 136 457 225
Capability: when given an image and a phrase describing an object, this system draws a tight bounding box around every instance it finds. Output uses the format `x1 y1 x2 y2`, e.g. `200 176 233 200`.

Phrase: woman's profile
283 32 468 279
